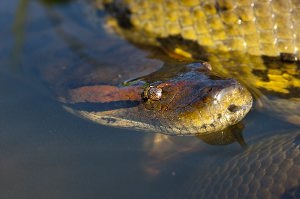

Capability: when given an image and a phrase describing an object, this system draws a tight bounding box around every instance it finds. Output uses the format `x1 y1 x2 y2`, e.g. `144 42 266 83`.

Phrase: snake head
64 62 252 136
141 66 253 135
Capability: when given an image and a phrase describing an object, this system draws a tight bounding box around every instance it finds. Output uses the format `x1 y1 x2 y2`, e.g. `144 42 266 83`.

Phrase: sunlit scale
103 0 300 57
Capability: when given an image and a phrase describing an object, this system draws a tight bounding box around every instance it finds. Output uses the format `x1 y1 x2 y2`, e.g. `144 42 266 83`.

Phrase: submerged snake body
186 130 300 199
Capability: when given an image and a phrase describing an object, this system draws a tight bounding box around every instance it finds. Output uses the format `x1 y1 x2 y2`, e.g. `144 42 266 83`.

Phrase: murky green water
1 0 299 198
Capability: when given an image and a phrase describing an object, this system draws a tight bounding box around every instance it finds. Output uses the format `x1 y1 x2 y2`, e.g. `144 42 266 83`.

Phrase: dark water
1 0 299 199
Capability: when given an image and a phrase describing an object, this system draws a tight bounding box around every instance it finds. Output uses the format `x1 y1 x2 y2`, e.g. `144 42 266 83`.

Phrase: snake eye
143 86 162 101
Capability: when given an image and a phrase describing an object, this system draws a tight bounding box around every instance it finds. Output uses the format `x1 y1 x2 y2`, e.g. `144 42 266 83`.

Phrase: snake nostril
228 104 240 113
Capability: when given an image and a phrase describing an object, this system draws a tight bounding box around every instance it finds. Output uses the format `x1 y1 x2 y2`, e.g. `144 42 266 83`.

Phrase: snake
19 0 299 198
26 0 300 198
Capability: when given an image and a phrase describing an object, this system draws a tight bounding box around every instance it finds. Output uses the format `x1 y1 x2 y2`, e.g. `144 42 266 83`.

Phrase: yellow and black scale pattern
97 0 299 118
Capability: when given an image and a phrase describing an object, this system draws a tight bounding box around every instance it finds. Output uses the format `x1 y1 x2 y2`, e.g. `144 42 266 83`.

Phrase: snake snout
185 82 252 135
213 82 253 125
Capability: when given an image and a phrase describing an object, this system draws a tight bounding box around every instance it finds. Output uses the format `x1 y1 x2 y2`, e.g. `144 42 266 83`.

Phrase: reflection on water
1 0 299 198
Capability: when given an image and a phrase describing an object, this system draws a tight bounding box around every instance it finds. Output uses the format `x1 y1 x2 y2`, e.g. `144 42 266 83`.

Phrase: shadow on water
2 0 300 198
